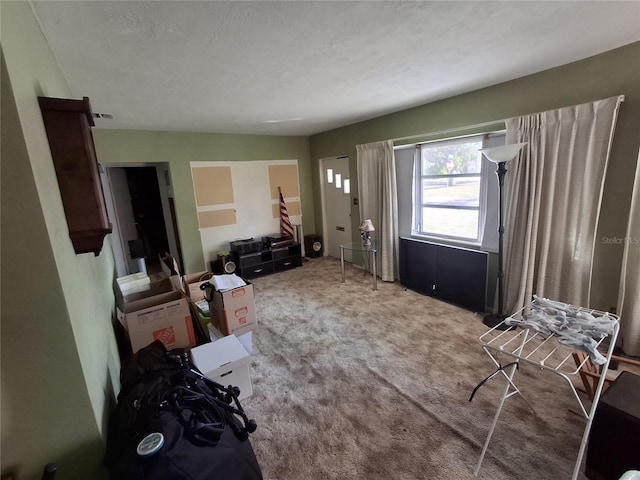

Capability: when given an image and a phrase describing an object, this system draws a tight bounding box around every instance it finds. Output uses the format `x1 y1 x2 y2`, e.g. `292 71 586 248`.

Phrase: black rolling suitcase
104 341 263 480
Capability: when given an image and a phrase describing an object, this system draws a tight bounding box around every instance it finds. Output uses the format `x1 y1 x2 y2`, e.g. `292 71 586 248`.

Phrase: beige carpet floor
242 257 594 480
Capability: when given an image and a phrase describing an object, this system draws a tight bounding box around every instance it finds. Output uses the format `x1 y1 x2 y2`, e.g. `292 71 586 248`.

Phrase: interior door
100 168 128 278
106 167 139 274
321 157 352 261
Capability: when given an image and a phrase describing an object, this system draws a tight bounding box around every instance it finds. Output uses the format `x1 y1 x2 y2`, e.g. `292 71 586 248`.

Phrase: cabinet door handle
254 268 263 273
283 261 292 266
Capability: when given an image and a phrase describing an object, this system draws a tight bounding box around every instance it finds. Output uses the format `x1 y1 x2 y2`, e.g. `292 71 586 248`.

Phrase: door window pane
326 168 334 184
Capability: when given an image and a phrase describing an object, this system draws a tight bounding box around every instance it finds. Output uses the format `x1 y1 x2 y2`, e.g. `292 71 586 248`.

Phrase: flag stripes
279 189 294 238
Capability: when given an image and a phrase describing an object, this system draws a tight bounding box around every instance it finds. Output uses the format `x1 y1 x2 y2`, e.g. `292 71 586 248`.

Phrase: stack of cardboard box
165 253 257 355
115 255 257 398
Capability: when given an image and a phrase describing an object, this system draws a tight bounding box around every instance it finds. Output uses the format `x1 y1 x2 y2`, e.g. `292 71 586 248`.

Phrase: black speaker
304 235 323 258
210 259 223 274
218 252 236 274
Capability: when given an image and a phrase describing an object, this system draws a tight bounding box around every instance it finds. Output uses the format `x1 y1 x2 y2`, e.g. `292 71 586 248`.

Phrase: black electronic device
262 234 294 249
229 238 263 255
304 235 323 258
210 259 223 274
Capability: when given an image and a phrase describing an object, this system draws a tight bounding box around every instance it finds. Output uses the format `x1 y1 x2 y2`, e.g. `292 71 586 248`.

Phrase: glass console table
339 242 377 291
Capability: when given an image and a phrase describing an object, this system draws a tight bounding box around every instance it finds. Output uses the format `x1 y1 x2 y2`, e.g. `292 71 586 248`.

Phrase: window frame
412 134 487 244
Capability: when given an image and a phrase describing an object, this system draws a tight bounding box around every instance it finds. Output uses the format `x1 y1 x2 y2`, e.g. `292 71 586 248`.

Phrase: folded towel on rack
504 296 617 365
556 335 607 365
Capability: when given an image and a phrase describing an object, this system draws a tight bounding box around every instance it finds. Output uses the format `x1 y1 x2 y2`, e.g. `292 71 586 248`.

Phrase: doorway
126 167 169 273
320 156 352 262
101 163 182 277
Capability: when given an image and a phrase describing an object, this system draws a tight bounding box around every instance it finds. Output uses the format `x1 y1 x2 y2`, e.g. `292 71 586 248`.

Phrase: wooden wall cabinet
38 96 111 255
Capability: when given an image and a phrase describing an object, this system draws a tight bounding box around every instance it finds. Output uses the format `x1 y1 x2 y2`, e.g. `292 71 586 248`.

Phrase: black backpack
104 341 263 480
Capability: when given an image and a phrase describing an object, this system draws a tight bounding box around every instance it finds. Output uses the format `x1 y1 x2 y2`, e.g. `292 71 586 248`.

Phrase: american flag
279 187 294 238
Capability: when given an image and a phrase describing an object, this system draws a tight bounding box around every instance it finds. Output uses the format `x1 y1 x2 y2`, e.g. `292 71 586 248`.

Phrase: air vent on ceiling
92 113 113 119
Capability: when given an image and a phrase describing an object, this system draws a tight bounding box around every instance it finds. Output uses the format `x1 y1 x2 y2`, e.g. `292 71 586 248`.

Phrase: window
413 135 485 241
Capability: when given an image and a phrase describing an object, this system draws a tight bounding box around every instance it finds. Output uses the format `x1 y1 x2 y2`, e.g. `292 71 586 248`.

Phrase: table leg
372 250 377 290
340 246 345 283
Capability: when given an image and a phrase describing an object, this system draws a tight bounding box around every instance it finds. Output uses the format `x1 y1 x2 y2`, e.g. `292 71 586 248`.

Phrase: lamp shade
360 219 375 232
479 142 527 163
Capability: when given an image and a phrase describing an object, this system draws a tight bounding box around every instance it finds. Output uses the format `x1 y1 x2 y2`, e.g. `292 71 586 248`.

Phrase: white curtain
356 140 398 281
504 95 623 313
618 149 640 356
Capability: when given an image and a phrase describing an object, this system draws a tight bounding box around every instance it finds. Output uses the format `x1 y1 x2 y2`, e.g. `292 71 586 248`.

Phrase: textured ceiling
30 1 640 136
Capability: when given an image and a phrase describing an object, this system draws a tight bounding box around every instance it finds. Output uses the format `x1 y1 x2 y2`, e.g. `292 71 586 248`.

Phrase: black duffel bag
104 341 263 480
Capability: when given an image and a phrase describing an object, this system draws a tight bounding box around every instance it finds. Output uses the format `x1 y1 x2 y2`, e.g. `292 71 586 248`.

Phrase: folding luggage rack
473 298 620 480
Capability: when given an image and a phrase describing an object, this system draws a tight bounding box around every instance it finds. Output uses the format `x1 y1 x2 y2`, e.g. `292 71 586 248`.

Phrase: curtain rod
393 119 504 143
393 131 506 151
392 94 626 145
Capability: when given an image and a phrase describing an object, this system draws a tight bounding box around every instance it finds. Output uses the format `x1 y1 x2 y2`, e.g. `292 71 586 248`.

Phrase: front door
321 156 352 261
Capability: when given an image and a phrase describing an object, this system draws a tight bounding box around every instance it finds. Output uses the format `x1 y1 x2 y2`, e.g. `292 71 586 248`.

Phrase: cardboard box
190 335 253 400
193 298 210 315
115 273 149 311
208 281 257 336
186 297 210 343
116 272 151 296
208 322 253 354
160 253 181 277
122 290 196 353
179 271 212 301
161 252 211 302
115 274 173 311
124 277 173 301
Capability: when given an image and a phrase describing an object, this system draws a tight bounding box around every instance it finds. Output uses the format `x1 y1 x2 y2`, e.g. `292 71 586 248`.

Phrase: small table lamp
360 219 375 246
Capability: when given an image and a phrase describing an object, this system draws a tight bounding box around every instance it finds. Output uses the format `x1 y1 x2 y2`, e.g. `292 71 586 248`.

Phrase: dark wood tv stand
234 242 302 279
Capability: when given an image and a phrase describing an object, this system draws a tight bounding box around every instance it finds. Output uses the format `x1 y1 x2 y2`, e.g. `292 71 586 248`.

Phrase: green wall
309 42 640 313
1 2 638 476
93 130 312 273
1 2 119 478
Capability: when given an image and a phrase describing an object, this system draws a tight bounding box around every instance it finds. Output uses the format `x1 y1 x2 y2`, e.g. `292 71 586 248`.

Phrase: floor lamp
481 142 527 329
